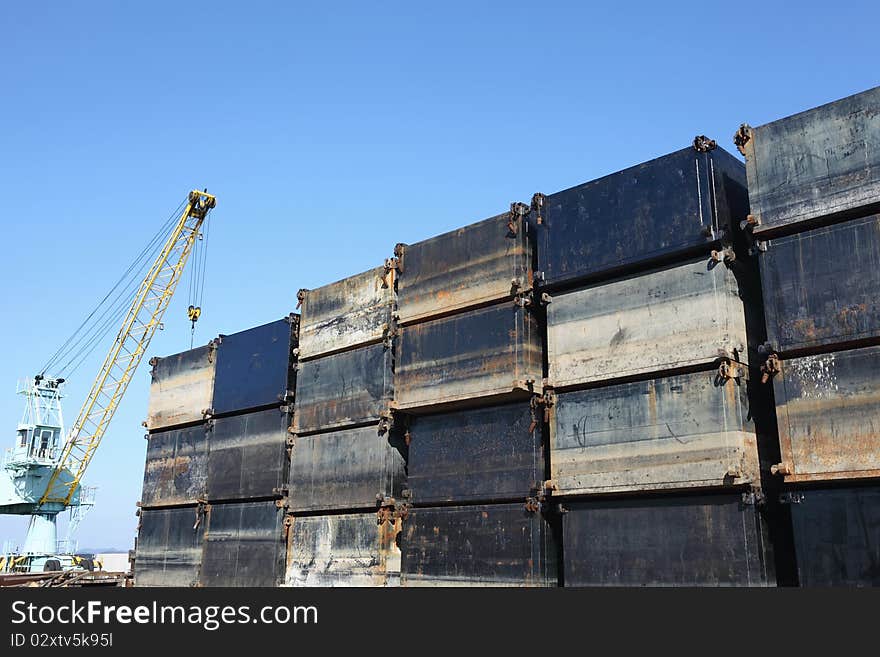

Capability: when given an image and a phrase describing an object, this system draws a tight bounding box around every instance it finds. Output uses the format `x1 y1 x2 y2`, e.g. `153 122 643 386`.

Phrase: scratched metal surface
146 344 216 431
288 424 407 513
773 346 880 482
562 492 774 586
760 214 880 353
550 370 758 495
141 423 208 507
547 257 750 387
788 484 880 586
406 402 542 505
135 506 205 587
400 503 557 586
396 212 533 325
285 513 401 587
395 301 542 412
207 407 291 502
293 342 394 434
741 86 880 235
212 316 298 415
297 267 394 359
199 500 286 587
535 145 747 288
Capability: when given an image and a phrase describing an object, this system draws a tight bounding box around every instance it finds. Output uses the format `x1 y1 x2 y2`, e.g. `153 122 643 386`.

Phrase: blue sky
1 1 877 550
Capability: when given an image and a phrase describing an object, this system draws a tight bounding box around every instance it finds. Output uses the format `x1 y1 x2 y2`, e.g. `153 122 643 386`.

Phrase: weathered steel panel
550 371 758 496
288 424 407 513
141 424 208 507
772 346 880 483
293 342 394 434
212 316 298 416
400 503 556 586
562 493 774 586
207 407 291 502
297 267 394 360
741 86 880 235
135 506 205 587
406 402 542 505
535 145 747 288
285 513 401 587
395 302 542 411
547 258 749 387
396 212 533 325
200 500 286 587
760 214 880 353
788 485 880 586
146 344 216 431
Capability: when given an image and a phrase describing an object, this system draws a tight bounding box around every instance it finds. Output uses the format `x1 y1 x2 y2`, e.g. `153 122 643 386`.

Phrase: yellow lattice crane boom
39 190 216 507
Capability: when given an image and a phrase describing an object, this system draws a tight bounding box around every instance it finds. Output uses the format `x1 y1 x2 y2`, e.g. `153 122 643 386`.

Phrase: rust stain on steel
297 266 394 360
774 347 880 482
396 212 533 326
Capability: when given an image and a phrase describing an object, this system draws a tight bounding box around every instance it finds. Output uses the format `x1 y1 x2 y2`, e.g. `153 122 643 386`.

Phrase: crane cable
186 207 210 348
39 199 187 379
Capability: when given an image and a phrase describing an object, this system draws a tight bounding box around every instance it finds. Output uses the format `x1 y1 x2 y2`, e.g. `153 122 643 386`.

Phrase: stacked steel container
534 140 778 585
737 86 880 586
392 212 556 586
135 316 298 587
284 269 406 586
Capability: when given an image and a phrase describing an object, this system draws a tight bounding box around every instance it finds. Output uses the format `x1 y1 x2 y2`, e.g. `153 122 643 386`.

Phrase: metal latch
507 201 529 235
770 462 792 476
693 135 717 152
378 409 394 435
531 192 546 225
710 246 736 265
295 288 309 309
760 353 782 384
733 124 752 157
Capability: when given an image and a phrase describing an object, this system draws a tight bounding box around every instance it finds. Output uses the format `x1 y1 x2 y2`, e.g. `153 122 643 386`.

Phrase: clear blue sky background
1 2 877 550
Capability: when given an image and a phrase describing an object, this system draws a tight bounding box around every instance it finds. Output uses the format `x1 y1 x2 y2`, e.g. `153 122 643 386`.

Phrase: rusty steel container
738 86 880 236
134 505 206 587
759 214 880 354
395 301 542 412
297 266 394 360
400 503 556 586
549 370 758 496
207 406 292 502
293 342 394 435
146 343 216 431
786 484 880 586
534 144 748 289
547 257 750 388
396 211 533 325
285 512 401 587
771 346 880 483
561 492 774 586
199 500 287 587
288 424 407 513
212 316 298 416
141 424 208 508
406 402 542 505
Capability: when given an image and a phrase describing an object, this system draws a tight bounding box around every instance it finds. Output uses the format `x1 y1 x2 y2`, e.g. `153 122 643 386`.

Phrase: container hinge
543 479 558 494
739 214 761 232
296 288 309 309
529 389 555 429
748 239 768 257
194 501 210 530
524 496 542 513
715 358 747 383
378 409 395 435
513 377 537 394
770 462 793 477
741 490 765 507
282 515 293 539
779 491 804 505
381 257 399 288
393 243 406 273
376 495 398 524
733 124 752 157
760 353 782 384
709 246 736 265
382 322 398 349
507 201 529 236
202 407 215 419
531 192 547 225
514 290 533 308
693 135 717 152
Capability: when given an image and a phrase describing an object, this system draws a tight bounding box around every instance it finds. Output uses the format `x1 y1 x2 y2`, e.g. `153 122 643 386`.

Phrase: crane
0 190 215 573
